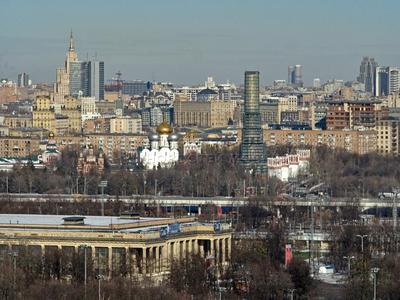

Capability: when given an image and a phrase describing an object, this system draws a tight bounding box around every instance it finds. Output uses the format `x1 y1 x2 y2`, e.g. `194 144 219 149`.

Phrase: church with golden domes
139 122 179 170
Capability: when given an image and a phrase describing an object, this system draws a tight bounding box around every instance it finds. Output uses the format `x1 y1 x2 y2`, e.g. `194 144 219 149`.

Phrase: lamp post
80 244 89 299
356 234 368 253
371 267 380 300
8 250 18 299
287 288 295 300
96 274 105 300
343 256 355 277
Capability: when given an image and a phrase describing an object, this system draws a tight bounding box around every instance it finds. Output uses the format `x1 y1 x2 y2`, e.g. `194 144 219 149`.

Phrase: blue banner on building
168 222 181 234
214 221 221 232
160 227 168 237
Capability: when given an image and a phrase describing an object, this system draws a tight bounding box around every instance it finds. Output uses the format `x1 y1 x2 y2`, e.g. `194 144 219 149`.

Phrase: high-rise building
294 65 303 86
357 56 378 93
69 61 86 96
54 32 105 101
313 78 321 88
288 66 295 85
54 31 78 103
239 71 267 173
87 60 105 100
17 73 29 87
375 66 400 97
288 65 303 86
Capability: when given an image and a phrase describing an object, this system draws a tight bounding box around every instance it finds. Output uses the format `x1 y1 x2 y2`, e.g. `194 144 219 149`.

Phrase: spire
69 30 75 52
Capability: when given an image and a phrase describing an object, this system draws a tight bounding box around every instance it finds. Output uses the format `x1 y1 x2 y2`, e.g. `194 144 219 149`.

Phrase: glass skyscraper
358 56 378 93
239 71 267 173
88 61 105 100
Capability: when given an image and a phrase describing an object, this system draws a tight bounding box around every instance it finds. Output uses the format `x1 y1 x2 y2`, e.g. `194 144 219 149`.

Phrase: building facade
357 56 378 93
263 129 377 154
239 71 267 172
32 96 56 133
0 214 231 279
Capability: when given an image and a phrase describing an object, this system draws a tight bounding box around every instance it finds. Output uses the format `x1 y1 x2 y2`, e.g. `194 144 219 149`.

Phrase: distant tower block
239 71 267 173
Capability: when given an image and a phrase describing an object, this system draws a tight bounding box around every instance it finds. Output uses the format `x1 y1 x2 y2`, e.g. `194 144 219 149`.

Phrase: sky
0 0 399 86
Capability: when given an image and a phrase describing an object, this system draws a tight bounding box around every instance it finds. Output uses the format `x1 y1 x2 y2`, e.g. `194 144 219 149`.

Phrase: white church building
140 122 179 170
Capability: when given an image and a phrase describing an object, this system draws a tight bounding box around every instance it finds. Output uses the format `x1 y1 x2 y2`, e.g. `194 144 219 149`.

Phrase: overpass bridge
0 193 396 210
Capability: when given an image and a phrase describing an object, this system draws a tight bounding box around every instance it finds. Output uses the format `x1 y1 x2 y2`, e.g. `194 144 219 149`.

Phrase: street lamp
96 274 105 300
8 250 18 298
356 234 368 253
343 256 355 277
287 288 295 300
371 267 380 300
80 244 89 299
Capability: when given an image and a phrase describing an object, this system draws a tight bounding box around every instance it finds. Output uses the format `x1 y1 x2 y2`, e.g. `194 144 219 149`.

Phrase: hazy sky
0 0 399 86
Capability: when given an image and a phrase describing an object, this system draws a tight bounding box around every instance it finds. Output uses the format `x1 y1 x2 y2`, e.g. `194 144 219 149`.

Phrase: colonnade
0 236 232 278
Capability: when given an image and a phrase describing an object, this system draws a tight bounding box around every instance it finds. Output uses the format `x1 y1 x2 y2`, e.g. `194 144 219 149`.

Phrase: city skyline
1 0 400 85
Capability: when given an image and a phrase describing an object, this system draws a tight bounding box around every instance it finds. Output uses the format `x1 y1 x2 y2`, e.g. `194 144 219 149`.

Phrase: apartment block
263 129 377 154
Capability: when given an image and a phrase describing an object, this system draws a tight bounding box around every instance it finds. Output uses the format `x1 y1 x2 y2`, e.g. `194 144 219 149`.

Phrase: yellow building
0 137 40 157
174 100 236 128
61 96 82 133
85 133 148 159
110 116 142 134
0 214 232 279
376 118 400 155
32 96 56 133
3 115 33 129
262 129 377 155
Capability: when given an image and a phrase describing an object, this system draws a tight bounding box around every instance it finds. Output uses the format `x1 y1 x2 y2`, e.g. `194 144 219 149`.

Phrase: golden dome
156 122 173 134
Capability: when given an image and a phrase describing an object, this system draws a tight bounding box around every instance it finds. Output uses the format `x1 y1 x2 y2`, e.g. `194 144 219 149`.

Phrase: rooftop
0 214 198 233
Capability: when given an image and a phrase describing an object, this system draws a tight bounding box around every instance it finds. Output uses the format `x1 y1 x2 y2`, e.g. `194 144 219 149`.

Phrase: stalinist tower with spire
54 31 78 103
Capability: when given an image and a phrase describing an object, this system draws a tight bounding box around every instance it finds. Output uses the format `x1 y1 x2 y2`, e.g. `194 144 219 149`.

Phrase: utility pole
80 244 89 300
309 195 315 276
392 188 400 230
9 250 18 299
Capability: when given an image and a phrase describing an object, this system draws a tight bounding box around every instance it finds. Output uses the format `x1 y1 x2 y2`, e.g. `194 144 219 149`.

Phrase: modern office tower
357 56 378 93
17 73 29 87
69 61 85 96
288 65 295 84
375 67 400 97
239 71 267 173
87 60 105 100
288 65 303 86
294 65 303 86
313 78 321 88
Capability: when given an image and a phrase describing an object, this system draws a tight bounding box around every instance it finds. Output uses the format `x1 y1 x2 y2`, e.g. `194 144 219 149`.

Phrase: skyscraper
294 65 303 86
54 31 78 103
87 60 105 100
17 73 29 87
288 65 303 86
288 66 295 85
357 56 378 93
54 32 105 101
375 66 400 97
239 71 267 173
69 61 85 96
